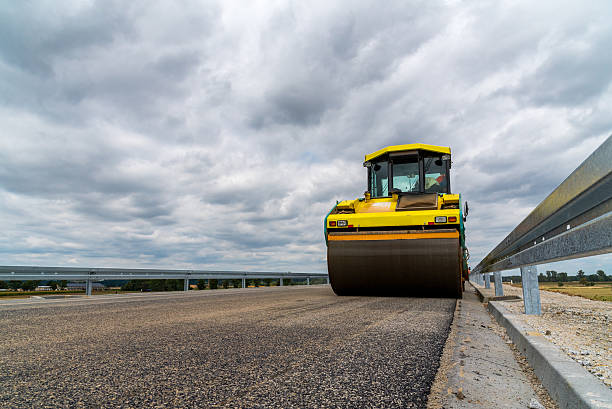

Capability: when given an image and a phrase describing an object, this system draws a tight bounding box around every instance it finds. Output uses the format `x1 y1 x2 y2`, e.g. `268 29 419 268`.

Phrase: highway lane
0 286 455 408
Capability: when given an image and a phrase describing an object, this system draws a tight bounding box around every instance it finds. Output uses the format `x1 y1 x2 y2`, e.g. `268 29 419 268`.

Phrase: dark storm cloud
0 1 132 76
0 1 216 136
1 0 611 273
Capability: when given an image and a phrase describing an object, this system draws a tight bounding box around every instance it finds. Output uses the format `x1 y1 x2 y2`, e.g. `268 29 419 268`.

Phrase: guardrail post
86 278 92 296
493 271 503 296
307 277 310 285
241 278 246 288
520 265 541 315
484 274 491 289
184 278 189 291
279 278 283 286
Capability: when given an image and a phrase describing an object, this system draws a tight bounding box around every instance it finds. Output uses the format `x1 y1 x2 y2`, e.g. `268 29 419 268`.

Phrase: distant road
0 286 455 408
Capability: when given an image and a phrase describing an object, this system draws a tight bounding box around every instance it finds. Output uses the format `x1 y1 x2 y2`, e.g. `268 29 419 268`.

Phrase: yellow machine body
327 194 460 229
364 143 451 162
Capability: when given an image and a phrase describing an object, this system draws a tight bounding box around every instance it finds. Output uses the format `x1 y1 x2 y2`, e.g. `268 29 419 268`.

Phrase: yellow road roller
324 143 469 297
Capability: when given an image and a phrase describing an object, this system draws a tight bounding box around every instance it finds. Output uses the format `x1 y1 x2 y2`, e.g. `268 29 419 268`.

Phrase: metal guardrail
470 135 611 314
0 266 329 295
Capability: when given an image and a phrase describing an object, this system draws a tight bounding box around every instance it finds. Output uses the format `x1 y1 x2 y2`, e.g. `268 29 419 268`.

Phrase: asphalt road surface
0 286 455 408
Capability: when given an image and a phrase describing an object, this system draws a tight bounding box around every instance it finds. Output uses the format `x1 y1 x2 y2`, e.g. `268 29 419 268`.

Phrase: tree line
0 280 68 291
501 269 608 284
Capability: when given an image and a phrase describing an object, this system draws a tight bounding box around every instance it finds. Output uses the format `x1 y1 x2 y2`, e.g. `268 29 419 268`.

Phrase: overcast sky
1 0 610 275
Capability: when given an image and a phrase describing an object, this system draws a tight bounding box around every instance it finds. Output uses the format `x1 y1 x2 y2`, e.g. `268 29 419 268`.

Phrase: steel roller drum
327 230 462 297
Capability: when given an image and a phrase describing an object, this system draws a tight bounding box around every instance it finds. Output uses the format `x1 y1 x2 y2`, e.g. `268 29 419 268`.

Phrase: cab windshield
367 152 450 197
392 156 419 193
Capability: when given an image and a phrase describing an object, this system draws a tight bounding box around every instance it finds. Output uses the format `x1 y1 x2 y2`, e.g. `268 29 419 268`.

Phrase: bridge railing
470 135 611 314
0 266 329 296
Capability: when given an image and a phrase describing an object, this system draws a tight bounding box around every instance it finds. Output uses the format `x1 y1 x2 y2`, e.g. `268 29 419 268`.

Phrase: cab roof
364 143 451 162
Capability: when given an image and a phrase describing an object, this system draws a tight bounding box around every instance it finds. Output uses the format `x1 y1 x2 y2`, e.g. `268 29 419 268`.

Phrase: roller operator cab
324 143 469 297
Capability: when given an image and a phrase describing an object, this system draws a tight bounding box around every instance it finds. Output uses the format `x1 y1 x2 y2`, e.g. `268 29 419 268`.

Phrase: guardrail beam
482 211 612 273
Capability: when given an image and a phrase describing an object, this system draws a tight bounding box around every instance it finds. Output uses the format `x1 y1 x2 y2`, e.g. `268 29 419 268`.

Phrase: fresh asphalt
0 286 455 408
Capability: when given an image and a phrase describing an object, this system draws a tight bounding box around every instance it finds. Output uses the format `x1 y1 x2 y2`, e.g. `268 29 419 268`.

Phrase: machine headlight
337 220 348 227
434 216 447 223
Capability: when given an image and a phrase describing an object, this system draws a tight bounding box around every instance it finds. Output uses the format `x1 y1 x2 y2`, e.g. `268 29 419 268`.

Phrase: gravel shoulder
497 283 612 389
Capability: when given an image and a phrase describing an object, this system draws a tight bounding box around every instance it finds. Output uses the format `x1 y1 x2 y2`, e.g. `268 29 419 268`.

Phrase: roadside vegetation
541 281 612 302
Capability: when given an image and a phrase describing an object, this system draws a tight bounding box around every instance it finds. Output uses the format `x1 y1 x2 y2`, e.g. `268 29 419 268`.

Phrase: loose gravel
499 284 612 389
0 286 455 408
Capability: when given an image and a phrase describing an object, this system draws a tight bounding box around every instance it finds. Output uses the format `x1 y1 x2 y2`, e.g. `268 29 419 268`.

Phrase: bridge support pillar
279 278 283 286
494 272 503 296
326 276 329 284
520 265 541 315
306 277 310 285
184 278 189 291
484 274 491 289
241 278 246 288
86 279 92 296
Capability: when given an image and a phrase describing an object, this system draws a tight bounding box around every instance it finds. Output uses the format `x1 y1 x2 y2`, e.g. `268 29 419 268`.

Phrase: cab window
392 156 420 193
370 160 388 197
423 155 449 193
